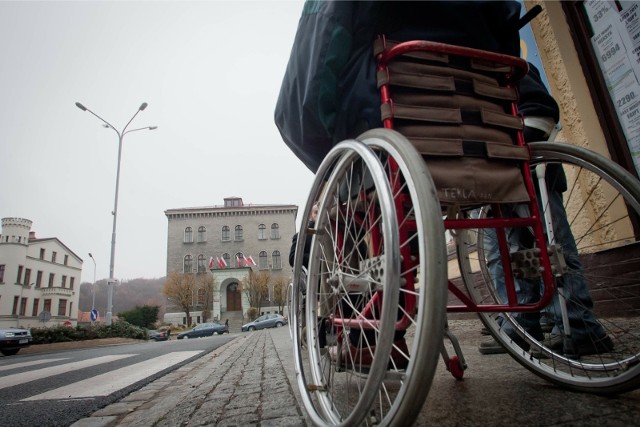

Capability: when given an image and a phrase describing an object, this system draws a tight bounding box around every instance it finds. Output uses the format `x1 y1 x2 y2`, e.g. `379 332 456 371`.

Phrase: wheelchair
291 38 640 427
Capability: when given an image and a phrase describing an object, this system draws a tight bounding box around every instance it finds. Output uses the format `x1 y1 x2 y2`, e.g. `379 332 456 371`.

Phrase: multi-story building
164 197 297 326
0 217 82 329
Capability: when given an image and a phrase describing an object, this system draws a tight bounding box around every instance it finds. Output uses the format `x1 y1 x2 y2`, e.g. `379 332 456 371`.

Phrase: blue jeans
484 190 607 342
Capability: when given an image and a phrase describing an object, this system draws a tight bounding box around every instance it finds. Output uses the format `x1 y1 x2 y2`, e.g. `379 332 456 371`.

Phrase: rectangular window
16 265 23 284
52 251 57 263
58 299 67 316
61 275 67 288
44 299 52 313
40 248 45 259
12 296 19 315
70 277 75 290
32 298 40 317
64 254 69 265
0 264 5 282
20 297 27 316
24 268 31 286
48 273 55 287
36 270 43 288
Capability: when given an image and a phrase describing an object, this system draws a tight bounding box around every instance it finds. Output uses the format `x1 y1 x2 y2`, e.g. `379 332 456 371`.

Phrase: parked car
177 322 226 339
0 327 32 356
242 314 288 332
148 329 170 342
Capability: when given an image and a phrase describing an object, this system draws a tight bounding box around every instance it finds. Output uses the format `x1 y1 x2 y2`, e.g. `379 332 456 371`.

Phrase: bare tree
273 276 289 314
242 269 270 319
162 272 197 326
197 273 216 322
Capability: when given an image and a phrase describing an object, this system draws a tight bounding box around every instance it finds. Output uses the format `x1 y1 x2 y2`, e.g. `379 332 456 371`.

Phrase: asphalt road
0 335 235 427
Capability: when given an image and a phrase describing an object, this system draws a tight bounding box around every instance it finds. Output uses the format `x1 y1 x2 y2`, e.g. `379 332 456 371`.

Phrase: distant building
164 197 297 326
0 218 82 329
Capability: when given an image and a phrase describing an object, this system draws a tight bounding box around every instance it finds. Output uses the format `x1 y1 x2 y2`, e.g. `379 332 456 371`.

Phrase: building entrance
226 282 242 311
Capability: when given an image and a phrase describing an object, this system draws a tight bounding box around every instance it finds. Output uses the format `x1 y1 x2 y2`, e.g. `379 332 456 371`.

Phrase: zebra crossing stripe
0 358 69 373
23 351 202 400
0 355 135 390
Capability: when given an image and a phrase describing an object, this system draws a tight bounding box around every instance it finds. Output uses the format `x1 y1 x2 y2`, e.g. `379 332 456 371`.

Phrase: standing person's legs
544 190 612 352
482 204 543 343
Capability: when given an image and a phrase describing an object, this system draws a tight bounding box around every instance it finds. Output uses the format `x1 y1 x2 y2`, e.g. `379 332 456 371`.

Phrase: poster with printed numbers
585 0 640 175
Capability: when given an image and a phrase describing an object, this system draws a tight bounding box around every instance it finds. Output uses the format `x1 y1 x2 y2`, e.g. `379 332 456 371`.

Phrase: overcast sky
0 0 314 284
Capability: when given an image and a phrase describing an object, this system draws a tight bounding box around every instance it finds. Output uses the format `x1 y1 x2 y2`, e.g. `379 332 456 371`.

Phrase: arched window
223 253 231 267
222 226 230 241
197 254 206 273
183 255 193 273
271 223 280 239
235 225 243 241
272 250 282 270
259 251 268 270
235 252 244 268
197 226 206 242
184 227 193 243
258 224 267 240
197 288 205 305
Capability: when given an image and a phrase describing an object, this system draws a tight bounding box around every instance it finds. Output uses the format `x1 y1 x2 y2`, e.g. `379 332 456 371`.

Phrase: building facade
0 217 82 329
164 197 297 325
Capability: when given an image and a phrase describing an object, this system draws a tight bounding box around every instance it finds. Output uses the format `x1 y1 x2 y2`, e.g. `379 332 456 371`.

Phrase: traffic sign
38 310 51 323
90 308 98 322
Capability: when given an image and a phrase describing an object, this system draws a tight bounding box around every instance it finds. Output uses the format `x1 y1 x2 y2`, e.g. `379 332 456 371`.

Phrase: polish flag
236 255 242 267
242 255 251 267
218 256 227 268
208 257 214 269
248 255 257 266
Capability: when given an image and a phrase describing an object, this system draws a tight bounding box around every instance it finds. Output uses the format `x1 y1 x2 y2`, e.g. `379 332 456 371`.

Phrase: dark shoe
543 334 614 357
478 339 507 355
542 334 563 351
328 339 409 370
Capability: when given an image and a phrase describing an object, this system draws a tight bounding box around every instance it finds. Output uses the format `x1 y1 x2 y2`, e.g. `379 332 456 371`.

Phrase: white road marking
0 358 69 372
23 351 202 400
0 355 135 390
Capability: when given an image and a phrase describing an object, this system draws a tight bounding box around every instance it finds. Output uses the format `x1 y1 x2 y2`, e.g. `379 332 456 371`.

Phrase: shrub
246 307 259 321
30 320 147 344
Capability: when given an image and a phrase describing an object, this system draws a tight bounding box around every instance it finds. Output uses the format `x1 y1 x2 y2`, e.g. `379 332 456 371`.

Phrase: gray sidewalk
74 320 640 427
72 329 307 427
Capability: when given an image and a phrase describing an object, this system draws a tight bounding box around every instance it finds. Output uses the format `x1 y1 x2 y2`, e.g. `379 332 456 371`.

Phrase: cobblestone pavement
72 329 307 427
72 319 640 427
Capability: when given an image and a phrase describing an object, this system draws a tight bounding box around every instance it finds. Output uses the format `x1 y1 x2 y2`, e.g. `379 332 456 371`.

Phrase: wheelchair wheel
359 128 447 424
458 142 640 394
292 138 401 426
292 129 447 426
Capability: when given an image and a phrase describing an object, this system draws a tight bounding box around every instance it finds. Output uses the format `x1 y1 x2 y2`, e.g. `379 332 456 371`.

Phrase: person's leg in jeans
545 189 610 345
482 204 543 344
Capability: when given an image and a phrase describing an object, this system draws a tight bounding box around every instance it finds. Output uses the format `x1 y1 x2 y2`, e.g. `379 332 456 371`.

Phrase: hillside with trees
79 277 167 320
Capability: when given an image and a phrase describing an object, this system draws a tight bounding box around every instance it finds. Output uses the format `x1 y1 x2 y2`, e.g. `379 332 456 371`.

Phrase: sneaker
328 339 409 370
543 334 614 357
479 334 532 354
478 339 507 355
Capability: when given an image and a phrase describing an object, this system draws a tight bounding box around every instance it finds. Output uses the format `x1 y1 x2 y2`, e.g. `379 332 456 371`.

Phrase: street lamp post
88 253 97 320
76 101 157 325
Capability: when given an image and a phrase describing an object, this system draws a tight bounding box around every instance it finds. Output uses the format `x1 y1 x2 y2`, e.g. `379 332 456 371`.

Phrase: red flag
243 255 251 266
208 257 214 269
236 255 242 267
218 256 227 268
